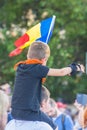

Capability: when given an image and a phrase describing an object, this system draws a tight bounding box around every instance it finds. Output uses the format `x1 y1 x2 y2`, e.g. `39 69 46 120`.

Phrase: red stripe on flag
9 48 23 57
14 33 29 47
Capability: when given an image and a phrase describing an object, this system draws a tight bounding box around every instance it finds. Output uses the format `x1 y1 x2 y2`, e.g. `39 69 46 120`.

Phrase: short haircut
27 41 50 60
41 85 50 102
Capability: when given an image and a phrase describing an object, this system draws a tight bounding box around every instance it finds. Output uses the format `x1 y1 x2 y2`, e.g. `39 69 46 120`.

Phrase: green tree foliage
0 0 87 103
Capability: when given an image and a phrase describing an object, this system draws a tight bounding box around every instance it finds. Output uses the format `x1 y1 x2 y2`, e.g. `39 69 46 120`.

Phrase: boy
5 41 84 130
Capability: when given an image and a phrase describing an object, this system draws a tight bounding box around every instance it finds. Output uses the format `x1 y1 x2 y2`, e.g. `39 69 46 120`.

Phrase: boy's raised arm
47 63 85 76
47 67 72 76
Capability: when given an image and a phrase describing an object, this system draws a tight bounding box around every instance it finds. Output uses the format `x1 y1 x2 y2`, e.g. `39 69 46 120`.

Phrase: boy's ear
41 58 46 63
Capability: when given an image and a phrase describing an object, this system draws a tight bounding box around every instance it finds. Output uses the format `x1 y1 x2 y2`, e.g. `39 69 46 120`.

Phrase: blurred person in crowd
56 101 67 113
48 98 74 130
40 85 58 130
74 98 87 130
0 83 11 95
0 90 9 130
57 102 77 123
0 83 13 123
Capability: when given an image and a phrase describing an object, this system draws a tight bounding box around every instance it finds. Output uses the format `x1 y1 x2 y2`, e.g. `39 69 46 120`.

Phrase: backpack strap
61 114 66 130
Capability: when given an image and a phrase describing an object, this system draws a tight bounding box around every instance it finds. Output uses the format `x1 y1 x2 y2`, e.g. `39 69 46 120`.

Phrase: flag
9 15 56 57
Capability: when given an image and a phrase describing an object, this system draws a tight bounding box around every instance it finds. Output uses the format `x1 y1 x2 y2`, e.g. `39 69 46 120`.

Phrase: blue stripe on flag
37 16 56 44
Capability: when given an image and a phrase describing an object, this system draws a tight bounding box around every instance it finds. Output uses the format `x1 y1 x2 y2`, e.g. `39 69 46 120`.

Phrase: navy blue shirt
12 64 49 111
11 63 57 130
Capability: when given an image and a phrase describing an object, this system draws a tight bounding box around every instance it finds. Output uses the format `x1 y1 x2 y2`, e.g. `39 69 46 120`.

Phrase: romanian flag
9 15 56 57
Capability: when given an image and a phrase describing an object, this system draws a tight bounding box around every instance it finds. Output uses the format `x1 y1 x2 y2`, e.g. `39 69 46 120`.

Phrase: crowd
0 41 85 130
0 83 87 130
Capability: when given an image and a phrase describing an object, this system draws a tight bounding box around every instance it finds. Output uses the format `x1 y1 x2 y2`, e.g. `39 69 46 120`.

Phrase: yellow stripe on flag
27 23 41 40
20 23 41 49
20 39 36 49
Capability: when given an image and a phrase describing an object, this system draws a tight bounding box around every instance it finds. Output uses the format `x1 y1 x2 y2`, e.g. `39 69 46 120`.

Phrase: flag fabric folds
9 15 56 57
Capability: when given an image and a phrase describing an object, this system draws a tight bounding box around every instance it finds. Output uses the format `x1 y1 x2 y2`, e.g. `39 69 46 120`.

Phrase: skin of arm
47 64 85 77
47 67 72 76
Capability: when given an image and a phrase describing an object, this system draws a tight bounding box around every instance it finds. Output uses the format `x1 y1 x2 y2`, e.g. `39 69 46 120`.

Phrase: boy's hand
77 64 85 73
68 62 85 76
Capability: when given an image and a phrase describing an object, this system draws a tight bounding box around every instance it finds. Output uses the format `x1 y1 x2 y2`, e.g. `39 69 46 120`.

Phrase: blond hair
27 41 50 60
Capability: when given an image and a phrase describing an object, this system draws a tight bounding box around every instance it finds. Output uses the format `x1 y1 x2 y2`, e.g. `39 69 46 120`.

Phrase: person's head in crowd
74 98 87 129
77 106 87 129
40 85 51 113
27 41 50 65
47 98 59 118
0 83 11 95
48 99 74 130
0 90 9 130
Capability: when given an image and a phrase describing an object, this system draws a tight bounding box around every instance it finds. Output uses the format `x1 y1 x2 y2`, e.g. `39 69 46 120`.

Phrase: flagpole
46 15 56 43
